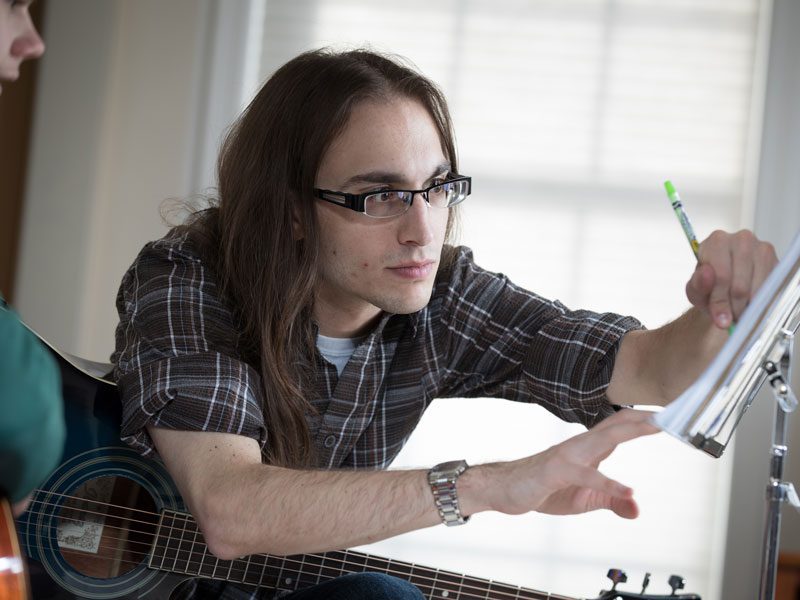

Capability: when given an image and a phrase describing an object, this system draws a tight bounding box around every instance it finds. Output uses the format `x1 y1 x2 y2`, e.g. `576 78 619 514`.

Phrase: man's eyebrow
340 162 452 188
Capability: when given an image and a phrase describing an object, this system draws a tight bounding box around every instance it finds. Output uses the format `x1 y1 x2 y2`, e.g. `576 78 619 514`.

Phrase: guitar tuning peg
641 572 651 593
606 568 627 591
668 574 686 595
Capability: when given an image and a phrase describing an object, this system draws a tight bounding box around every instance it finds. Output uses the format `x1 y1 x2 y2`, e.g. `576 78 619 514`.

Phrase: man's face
313 97 451 337
0 0 45 94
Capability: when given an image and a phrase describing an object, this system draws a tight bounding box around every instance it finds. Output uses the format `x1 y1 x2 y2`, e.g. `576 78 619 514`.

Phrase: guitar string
32 488 167 519
19 504 560 600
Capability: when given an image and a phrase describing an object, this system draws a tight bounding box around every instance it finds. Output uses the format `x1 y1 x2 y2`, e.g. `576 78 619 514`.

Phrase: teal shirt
0 302 64 503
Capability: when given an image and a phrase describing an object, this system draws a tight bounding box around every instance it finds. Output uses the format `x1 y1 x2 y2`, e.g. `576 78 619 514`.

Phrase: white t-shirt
316 334 361 376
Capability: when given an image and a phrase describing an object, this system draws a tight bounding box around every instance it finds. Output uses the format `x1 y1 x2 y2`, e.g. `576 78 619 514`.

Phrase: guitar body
15 352 188 599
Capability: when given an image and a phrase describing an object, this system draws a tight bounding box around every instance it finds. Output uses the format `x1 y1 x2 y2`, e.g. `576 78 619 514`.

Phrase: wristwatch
427 460 470 526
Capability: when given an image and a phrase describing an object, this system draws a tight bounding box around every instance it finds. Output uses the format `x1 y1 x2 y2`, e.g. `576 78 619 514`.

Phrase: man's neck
313 301 383 339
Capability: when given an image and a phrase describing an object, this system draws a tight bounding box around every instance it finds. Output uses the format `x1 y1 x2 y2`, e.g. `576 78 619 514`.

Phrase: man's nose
12 19 46 61
398 192 434 246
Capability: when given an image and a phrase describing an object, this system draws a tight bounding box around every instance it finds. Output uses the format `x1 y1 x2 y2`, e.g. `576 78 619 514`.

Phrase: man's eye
429 178 447 193
374 191 400 202
431 177 447 194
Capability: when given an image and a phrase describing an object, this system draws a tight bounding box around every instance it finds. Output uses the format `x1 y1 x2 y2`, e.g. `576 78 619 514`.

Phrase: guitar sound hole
56 476 158 578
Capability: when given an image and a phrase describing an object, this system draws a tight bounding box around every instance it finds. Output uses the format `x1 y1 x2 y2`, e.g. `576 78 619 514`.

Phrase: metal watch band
427 460 470 527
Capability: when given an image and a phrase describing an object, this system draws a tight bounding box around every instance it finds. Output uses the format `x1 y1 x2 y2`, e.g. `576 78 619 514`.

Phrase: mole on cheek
362 262 369 268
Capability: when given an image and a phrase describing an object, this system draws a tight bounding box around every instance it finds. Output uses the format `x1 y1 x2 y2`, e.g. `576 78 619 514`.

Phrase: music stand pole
759 330 800 600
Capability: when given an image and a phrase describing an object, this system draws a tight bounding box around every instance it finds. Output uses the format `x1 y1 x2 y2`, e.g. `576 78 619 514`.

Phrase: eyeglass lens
364 179 469 218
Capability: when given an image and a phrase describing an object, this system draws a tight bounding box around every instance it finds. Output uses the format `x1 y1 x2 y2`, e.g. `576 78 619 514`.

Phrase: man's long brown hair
186 49 460 468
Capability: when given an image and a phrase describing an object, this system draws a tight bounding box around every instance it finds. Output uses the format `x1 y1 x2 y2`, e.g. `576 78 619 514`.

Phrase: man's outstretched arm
149 408 656 559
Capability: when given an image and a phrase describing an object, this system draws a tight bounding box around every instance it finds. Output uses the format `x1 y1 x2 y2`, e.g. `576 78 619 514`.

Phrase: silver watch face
432 460 468 476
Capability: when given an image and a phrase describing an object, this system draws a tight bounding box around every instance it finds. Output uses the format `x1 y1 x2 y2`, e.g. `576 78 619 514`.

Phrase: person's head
0 0 45 95
201 48 464 466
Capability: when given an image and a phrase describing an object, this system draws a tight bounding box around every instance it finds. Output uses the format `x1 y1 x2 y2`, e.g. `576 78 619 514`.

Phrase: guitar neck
149 509 573 600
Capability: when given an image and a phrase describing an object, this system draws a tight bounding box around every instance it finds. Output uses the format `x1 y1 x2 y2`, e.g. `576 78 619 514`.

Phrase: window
240 1 766 597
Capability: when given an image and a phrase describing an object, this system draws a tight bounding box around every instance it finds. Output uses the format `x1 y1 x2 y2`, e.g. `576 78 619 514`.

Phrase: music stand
654 231 800 600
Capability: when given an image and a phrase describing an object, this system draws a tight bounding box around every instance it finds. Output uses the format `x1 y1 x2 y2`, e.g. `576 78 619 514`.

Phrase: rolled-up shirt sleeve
428 247 644 428
112 233 267 456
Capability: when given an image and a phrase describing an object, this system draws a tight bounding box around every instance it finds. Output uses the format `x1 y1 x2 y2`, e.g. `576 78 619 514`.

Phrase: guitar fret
190 521 202 576
319 550 346 582
432 569 462 599
364 552 391 574
256 554 270 587
345 550 367 573
197 542 216 579
242 554 252 582
293 553 309 589
169 513 184 572
148 511 170 570
211 555 221 580
275 554 290 590
161 512 182 572
224 558 235 581
174 513 194 574
255 554 283 589
408 563 435 596
459 573 493 599
387 557 412 582
301 552 325 586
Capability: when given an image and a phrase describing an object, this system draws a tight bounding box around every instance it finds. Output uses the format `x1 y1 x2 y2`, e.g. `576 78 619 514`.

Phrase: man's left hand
685 230 778 329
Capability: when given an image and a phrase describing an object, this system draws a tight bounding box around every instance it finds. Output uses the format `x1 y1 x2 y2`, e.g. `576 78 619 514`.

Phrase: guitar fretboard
149 509 573 599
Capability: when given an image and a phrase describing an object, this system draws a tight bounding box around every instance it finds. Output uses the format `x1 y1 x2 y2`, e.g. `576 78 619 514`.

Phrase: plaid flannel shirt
112 230 643 598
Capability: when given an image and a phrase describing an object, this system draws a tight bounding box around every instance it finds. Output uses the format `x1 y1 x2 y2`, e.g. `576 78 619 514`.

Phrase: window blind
249 2 765 598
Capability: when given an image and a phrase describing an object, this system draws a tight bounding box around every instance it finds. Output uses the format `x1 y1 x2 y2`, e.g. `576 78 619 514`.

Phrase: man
113 49 777 599
0 0 63 518
0 0 43 93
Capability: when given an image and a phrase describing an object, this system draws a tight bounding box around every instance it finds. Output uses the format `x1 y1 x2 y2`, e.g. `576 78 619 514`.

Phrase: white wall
16 0 211 361
721 0 800 597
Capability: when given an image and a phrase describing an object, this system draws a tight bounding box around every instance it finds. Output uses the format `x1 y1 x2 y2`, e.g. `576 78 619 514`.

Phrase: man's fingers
550 464 639 518
568 464 633 501
588 407 656 433
685 263 714 309
699 231 734 329
572 410 659 460
751 240 778 310
609 496 640 519
690 230 778 327
728 231 756 321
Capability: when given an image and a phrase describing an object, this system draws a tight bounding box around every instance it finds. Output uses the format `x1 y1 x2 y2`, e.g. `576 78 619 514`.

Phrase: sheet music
653 231 800 448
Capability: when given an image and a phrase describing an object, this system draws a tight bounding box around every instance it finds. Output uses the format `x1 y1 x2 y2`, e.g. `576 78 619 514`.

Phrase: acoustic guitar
15 343 701 600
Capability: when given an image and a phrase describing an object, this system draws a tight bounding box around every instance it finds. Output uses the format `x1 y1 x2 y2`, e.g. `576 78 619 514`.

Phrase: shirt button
324 434 337 448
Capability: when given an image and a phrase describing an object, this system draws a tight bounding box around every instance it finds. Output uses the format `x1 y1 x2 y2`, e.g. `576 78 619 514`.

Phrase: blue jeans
280 573 425 599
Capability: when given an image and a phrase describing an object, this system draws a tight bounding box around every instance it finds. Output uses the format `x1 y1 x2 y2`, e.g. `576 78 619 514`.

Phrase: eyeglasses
313 175 472 218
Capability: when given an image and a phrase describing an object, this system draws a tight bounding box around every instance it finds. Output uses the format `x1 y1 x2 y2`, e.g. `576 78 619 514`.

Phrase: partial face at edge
0 0 45 94
313 97 451 334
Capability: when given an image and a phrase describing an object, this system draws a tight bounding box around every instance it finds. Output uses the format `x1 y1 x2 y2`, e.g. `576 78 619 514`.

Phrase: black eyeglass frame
312 175 472 218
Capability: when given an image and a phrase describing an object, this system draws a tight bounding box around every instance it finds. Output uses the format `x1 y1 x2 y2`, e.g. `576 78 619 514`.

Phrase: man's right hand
460 409 658 520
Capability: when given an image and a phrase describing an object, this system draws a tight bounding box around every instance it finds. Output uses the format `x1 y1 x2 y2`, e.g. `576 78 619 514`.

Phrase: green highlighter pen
663 180 735 334
664 180 700 258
